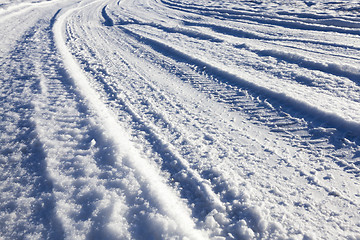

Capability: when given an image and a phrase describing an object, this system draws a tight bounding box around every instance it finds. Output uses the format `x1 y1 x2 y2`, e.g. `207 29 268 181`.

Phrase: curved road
1 0 360 239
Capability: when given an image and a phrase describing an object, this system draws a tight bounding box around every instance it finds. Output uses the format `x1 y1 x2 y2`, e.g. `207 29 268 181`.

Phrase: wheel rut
119 26 360 179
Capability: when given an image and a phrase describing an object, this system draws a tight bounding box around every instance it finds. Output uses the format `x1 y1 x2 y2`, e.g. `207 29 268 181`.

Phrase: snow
1 0 360 239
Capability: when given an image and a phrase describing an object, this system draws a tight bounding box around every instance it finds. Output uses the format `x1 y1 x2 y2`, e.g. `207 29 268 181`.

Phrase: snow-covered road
1 0 360 239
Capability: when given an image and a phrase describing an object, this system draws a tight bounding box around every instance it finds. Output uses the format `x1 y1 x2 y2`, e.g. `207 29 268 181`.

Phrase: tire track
110 1 360 90
65 6 301 237
68 8 359 239
160 0 360 36
101 5 113 26
116 19 360 95
181 20 360 52
108 0 360 211
253 47 360 86
53 3 208 239
150 0 360 53
0 0 64 24
116 24 360 237
59 0 360 237
2 0 359 239
118 26 360 179
35 15 133 239
0 22 64 240
67 14 243 238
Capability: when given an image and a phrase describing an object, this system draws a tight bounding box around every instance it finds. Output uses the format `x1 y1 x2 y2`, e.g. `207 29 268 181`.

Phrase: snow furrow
64 4 360 237
65 10 249 237
52 2 208 239
108 5 358 124
252 48 360 85
101 5 114 27
120 26 360 143
30 14 133 239
146 32 360 178
64 8 296 237
104 0 360 180
181 20 360 52
105 8 360 192
0 0 64 24
0 21 63 240
161 0 360 35
2 0 360 239
117 19 360 98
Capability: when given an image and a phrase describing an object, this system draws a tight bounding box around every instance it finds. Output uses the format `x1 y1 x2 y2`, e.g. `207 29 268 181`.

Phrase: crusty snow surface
1 0 360 239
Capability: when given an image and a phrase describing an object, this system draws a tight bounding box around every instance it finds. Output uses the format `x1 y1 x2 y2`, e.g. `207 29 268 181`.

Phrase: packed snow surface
1 0 360 239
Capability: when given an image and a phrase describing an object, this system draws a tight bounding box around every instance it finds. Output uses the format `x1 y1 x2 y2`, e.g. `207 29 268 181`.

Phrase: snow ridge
121 26 360 136
52 3 208 239
1 0 360 239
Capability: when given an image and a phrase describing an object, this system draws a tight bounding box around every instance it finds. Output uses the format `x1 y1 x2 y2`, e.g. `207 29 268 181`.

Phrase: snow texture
1 0 360 239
